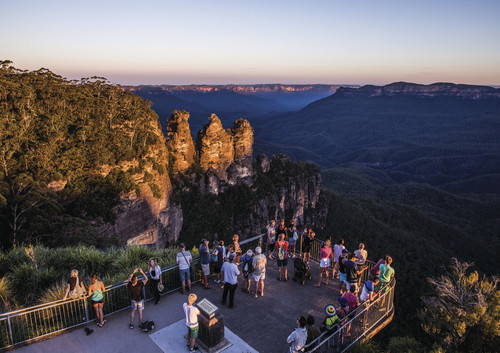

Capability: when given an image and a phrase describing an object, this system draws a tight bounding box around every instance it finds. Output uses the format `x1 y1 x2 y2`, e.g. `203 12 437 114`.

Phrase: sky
1 0 500 86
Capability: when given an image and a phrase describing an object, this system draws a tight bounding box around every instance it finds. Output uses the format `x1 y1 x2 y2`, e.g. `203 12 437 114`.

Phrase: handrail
0 258 201 350
0 235 267 350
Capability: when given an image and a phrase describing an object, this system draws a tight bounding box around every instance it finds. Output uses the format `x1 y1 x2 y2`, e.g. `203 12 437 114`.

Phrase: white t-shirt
355 249 367 264
183 303 200 328
333 244 345 262
221 262 240 285
177 251 192 270
360 283 373 302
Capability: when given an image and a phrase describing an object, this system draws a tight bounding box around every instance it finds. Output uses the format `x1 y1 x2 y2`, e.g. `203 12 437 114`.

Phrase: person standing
199 239 211 289
287 316 307 353
287 220 298 258
127 268 148 329
148 258 162 304
88 274 106 327
176 243 193 294
252 246 267 298
63 269 86 300
221 254 240 308
240 249 254 293
305 315 321 351
344 253 363 291
332 238 345 279
302 229 314 264
183 293 200 352
212 241 224 284
232 234 242 265
276 233 289 281
266 220 277 260
315 239 333 287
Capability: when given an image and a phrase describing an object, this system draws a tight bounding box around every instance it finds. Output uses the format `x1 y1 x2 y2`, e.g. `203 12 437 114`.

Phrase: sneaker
189 346 199 352
129 323 134 329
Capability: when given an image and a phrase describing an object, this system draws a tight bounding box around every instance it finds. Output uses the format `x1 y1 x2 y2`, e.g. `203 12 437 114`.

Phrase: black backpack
141 320 155 332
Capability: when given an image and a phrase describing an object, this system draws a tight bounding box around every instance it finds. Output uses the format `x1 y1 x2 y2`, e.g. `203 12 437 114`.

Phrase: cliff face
337 82 500 99
100 110 323 247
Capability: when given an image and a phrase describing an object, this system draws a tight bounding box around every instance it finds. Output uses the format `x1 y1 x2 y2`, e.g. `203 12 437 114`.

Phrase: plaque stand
194 299 232 353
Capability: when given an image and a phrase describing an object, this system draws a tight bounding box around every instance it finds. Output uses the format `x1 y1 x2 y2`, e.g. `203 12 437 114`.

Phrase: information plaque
197 298 218 319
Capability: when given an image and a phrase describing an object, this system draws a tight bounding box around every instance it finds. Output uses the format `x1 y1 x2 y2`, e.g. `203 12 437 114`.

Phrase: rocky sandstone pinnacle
166 110 196 173
231 118 253 160
196 114 235 177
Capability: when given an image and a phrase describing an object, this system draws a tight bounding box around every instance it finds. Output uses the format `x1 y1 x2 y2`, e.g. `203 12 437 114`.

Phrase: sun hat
325 304 337 317
246 249 253 256
158 283 164 292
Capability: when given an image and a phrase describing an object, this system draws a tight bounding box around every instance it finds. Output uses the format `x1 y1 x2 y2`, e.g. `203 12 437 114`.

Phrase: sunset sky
2 0 499 85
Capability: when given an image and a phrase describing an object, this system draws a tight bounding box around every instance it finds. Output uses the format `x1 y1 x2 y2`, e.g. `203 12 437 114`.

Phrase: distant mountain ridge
336 81 500 99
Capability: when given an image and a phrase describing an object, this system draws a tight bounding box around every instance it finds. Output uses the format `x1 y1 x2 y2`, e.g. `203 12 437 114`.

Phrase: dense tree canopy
0 61 163 247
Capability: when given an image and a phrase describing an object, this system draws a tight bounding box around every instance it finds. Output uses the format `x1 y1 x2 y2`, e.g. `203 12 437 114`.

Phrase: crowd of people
61 219 395 353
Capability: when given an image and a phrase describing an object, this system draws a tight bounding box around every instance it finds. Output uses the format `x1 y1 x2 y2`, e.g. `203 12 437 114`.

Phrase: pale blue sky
1 0 499 85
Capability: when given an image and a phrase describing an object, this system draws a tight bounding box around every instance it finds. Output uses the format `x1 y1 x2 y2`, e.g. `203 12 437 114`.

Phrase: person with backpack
240 249 254 293
63 269 86 300
88 274 106 327
276 233 289 281
176 243 193 294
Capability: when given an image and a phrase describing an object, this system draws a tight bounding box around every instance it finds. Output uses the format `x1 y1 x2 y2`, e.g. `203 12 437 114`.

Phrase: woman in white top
148 258 162 304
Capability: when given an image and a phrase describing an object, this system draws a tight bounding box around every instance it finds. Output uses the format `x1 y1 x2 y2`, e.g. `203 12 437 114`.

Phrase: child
183 293 200 352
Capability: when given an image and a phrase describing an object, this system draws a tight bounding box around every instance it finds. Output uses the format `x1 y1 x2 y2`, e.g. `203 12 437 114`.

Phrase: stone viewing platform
13 263 343 353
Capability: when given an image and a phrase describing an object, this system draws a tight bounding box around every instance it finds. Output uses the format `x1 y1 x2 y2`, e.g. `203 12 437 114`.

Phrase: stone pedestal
196 299 232 353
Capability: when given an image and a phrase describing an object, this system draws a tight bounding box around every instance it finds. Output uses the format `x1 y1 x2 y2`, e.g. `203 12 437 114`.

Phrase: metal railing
0 258 201 350
0 234 265 350
304 278 396 352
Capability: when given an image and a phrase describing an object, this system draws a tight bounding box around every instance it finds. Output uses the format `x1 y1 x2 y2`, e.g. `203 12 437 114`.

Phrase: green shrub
387 336 425 353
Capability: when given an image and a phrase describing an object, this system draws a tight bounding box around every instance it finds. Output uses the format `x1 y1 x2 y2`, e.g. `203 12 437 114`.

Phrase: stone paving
14 258 341 353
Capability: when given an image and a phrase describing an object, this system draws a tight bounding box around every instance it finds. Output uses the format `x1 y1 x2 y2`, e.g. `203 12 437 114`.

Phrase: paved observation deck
13 259 343 353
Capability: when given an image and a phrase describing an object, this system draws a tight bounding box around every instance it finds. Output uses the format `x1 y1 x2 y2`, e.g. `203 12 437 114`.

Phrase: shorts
288 238 296 246
339 272 347 283
213 265 222 274
320 258 330 268
376 281 390 294
303 246 311 253
179 268 190 282
346 281 357 291
131 299 144 311
187 325 199 339
201 263 210 276
277 257 288 267
253 273 265 281
92 299 104 305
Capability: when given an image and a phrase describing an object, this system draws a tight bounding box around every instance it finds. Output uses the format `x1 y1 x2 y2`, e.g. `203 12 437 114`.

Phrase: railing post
83 298 89 322
7 315 14 347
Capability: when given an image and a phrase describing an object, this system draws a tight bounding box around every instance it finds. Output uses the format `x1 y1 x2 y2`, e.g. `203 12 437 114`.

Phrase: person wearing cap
252 246 267 298
221 254 240 308
240 249 254 293
287 316 307 353
360 279 379 304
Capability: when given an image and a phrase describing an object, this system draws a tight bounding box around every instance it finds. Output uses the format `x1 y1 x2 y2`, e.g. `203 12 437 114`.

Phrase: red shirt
276 240 289 258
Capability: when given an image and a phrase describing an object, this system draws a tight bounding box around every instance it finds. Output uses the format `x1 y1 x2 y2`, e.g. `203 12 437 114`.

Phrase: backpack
141 320 155 332
277 246 285 260
242 256 252 273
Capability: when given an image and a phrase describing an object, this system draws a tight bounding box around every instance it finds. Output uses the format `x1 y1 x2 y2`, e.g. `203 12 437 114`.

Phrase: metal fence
0 235 265 350
0 258 201 350
304 278 396 352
